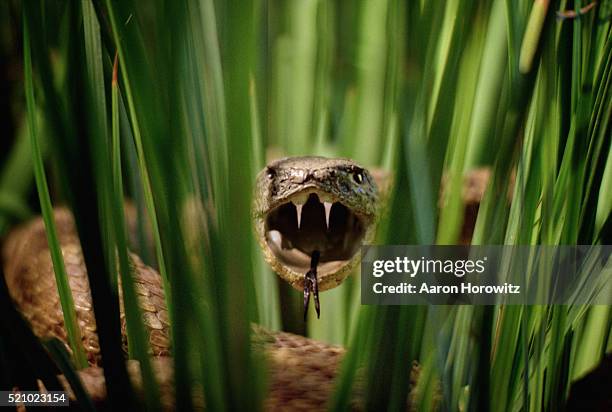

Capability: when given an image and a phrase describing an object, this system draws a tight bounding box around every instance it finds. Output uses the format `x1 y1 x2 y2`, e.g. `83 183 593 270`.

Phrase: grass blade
110 52 161 411
23 7 88 369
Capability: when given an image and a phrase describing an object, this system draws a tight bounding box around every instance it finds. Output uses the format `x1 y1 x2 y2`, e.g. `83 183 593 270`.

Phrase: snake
253 156 382 317
2 156 490 410
2 156 400 410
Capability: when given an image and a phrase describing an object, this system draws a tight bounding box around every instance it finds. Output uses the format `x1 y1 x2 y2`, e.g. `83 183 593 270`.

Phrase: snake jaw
254 156 379 292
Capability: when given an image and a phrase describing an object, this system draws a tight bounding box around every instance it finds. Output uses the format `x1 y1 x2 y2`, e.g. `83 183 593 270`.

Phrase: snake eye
266 167 276 179
352 170 364 184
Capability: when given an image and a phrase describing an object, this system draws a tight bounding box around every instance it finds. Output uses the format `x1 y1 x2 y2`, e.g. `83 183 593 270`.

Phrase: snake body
2 157 492 409
2 157 394 410
2 207 379 410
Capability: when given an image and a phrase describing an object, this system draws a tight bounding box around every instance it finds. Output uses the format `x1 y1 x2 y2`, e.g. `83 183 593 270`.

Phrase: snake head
253 156 379 291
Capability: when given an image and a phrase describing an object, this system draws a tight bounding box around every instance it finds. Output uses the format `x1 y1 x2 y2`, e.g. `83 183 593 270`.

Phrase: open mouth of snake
265 190 365 275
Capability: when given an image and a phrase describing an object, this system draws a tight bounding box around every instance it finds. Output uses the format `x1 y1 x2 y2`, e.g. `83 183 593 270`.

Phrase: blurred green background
0 0 611 410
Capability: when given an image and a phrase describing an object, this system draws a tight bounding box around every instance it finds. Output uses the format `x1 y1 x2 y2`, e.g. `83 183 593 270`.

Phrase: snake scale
2 156 491 410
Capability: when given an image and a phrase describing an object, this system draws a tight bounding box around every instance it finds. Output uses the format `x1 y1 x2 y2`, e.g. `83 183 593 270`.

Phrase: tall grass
0 0 608 410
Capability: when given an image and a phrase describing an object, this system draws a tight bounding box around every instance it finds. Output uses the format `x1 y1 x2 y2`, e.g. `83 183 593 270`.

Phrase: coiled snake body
2 157 494 409
4 157 417 410
2 156 495 410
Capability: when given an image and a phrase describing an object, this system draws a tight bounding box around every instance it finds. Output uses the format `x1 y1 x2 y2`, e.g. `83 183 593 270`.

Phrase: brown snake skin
1 169 498 410
2 208 419 410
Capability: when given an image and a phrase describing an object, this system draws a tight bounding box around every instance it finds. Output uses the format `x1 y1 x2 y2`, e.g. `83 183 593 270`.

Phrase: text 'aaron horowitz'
371 255 519 296
360 245 612 305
